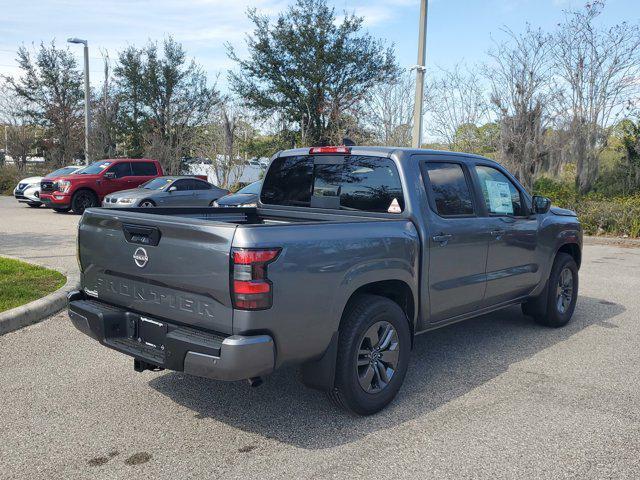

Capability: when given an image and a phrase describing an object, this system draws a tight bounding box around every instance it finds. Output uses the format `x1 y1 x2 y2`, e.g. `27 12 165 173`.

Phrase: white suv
14 165 83 207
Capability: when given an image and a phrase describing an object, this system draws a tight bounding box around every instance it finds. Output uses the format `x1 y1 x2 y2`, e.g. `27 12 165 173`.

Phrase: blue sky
0 0 637 92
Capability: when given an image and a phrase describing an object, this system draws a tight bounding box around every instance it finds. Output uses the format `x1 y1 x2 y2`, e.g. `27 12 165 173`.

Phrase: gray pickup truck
68 146 582 414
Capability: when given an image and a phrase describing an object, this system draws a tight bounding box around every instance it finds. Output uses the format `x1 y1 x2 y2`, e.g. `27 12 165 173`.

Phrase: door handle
490 229 506 239
432 233 452 246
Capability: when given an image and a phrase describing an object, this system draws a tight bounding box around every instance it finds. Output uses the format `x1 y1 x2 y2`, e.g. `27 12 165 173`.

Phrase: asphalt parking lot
1 195 640 479
0 196 79 275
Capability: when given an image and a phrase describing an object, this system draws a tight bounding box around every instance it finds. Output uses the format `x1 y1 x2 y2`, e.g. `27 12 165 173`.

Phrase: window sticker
99 163 111 169
485 180 513 214
388 198 402 213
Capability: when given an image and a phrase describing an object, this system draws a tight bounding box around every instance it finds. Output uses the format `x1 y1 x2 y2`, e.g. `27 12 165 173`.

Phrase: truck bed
108 206 402 225
77 206 418 357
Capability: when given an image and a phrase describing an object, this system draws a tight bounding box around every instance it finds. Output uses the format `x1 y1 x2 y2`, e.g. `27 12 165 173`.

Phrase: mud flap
300 331 338 391
522 278 549 317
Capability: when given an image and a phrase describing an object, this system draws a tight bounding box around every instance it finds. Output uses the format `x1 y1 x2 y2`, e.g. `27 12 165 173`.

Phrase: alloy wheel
356 321 400 394
556 267 574 314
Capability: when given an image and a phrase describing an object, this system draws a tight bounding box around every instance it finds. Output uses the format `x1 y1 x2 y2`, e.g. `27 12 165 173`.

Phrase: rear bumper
67 290 275 381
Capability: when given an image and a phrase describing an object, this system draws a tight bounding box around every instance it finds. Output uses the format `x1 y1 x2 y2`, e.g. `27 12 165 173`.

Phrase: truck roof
275 146 500 166
104 158 159 162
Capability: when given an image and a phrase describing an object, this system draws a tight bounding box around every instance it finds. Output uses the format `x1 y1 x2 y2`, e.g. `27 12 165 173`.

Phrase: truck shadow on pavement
149 295 624 449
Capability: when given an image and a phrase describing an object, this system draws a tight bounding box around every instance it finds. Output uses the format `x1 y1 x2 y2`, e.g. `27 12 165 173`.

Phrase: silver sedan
102 176 229 208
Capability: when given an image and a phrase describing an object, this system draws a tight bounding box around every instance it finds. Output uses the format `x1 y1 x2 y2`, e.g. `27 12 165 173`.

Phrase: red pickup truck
40 158 164 214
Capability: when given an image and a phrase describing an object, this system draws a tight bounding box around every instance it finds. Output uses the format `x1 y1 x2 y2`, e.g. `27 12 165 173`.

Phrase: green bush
0 164 53 195
0 166 21 195
577 196 640 238
534 176 579 210
534 175 640 238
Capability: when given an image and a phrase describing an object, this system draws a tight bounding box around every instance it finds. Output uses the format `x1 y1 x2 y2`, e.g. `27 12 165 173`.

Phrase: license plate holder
137 316 167 350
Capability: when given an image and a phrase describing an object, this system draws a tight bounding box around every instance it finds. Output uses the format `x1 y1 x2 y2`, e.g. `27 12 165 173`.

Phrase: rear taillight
231 248 281 310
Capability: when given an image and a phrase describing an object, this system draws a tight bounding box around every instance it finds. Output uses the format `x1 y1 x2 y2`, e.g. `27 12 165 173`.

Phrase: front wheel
71 190 98 215
139 200 155 208
329 294 411 415
523 252 578 328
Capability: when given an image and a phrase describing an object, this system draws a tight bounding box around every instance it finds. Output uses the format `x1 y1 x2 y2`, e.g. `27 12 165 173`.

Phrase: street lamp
67 37 90 164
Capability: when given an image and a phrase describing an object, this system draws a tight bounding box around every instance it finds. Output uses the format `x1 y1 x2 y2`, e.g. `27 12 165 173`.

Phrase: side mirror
103 171 116 179
532 195 551 214
168 186 177 192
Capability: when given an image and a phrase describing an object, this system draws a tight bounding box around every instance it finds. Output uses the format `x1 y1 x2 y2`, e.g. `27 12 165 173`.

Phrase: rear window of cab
261 155 405 213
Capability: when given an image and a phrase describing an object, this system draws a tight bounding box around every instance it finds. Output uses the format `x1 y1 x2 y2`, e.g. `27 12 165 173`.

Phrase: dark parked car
213 180 262 207
69 146 582 415
103 176 228 208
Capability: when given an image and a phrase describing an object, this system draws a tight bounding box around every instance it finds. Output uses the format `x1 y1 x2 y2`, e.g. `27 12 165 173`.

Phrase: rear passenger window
475 166 524 216
424 163 474 216
108 162 132 178
186 179 211 190
131 162 157 176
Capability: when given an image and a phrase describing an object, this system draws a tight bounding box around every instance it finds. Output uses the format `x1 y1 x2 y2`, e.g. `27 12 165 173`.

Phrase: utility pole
68 37 91 164
411 0 428 149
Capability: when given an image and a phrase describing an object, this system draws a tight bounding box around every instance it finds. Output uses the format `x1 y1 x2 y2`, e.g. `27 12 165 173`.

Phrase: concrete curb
584 235 640 248
0 257 79 336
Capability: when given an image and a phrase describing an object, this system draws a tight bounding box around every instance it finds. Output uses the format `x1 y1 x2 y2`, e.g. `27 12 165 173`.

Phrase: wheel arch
340 280 416 335
72 187 99 200
557 242 581 269
301 279 416 392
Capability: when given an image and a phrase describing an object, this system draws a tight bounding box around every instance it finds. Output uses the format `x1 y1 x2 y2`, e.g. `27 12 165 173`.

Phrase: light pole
67 37 91 164
411 0 429 149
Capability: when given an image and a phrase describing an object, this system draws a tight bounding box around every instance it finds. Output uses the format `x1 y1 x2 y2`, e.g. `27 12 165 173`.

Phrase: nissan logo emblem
133 247 149 268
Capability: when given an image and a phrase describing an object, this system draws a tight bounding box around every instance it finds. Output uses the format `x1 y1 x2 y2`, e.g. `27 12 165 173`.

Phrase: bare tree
425 64 489 149
553 1 640 193
90 52 119 160
192 99 248 188
144 123 192 175
0 78 37 170
362 70 415 146
485 25 553 190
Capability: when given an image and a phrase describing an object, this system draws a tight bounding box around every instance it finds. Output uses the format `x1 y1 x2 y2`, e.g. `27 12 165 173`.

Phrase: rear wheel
53 207 71 213
522 252 578 328
329 294 411 415
27 202 42 208
71 190 98 215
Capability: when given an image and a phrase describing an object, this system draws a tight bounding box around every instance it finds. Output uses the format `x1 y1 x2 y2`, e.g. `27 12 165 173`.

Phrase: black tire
329 294 411 415
71 190 98 215
27 202 42 208
53 207 71 213
139 199 156 207
523 252 578 328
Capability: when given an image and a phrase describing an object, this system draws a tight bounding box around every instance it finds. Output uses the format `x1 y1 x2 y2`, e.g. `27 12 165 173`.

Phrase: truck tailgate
78 209 236 334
